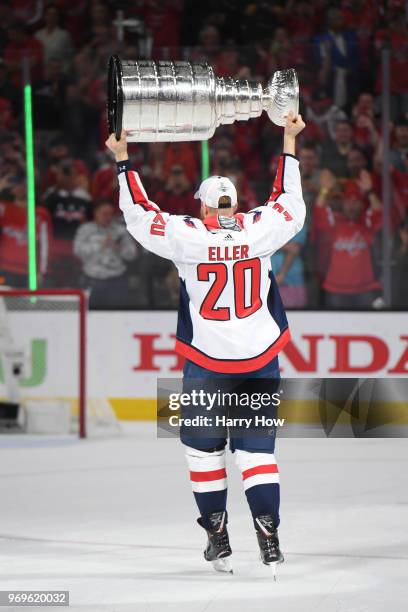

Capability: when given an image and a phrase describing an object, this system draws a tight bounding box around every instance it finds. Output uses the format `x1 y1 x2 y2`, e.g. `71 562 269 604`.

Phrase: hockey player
106 111 306 574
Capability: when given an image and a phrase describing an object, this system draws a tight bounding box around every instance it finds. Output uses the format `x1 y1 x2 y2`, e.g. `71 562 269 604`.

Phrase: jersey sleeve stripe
268 155 286 203
175 327 290 374
125 171 159 212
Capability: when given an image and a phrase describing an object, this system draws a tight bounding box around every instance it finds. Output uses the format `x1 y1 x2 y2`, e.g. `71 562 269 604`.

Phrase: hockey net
0 289 120 438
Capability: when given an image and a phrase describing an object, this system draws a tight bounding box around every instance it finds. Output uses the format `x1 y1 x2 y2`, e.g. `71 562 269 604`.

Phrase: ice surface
0 423 407 611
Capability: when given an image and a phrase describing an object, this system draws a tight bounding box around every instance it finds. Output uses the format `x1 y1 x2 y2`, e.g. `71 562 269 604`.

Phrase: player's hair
218 196 232 209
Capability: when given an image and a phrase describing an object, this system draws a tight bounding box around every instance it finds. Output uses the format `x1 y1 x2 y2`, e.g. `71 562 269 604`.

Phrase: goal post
0 289 87 438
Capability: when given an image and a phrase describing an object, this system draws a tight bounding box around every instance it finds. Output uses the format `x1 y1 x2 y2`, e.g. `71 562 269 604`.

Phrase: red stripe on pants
190 468 227 482
242 464 278 480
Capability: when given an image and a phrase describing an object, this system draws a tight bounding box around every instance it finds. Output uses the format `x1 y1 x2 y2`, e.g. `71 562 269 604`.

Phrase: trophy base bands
0 591 69 607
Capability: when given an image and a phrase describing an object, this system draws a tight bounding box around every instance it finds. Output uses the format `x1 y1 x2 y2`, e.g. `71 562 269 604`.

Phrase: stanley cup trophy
107 55 299 142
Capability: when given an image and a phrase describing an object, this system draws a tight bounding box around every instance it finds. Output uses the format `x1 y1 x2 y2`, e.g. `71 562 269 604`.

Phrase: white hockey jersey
117 154 306 373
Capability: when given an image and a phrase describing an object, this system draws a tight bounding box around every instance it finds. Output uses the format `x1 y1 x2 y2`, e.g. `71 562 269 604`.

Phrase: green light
24 82 37 290
201 140 210 180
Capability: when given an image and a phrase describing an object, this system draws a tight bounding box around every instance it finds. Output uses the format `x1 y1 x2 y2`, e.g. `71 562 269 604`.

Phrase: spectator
123 42 139 62
321 120 354 177
299 146 321 211
163 142 198 184
314 169 343 210
35 4 73 73
52 0 87 46
11 0 44 27
241 0 283 44
390 117 408 175
211 129 235 156
43 159 92 285
198 24 220 50
314 7 360 109
73 200 137 308
346 147 369 179
352 113 379 153
0 59 20 116
286 0 319 43
305 87 347 141
314 174 383 308
256 26 303 76
390 167 408 229
0 174 51 287
141 0 182 54
32 59 68 148
227 164 258 212
269 27 294 69
42 139 90 193
88 1 110 26
352 92 376 122
392 219 408 307
374 5 408 120
215 43 246 78
80 22 115 75
0 3 13 55
0 98 14 134
212 144 239 177
341 1 378 37
0 133 25 181
310 171 344 288
340 1 378 91
233 122 263 181
211 145 258 211
271 226 307 308
91 156 118 206
0 0 406 311
191 24 221 64
145 142 167 192
155 165 195 216
351 93 379 151
4 20 44 88
61 82 98 159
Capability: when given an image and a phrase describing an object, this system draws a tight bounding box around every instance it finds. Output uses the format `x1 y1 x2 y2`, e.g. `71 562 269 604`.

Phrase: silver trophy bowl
107 56 299 142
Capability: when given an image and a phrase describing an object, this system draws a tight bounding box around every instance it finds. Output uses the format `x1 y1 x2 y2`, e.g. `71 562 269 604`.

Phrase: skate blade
211 557 233 574
262 556 284 581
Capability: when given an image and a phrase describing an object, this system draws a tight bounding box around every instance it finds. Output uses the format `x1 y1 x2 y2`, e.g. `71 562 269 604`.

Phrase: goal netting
0 289 120 438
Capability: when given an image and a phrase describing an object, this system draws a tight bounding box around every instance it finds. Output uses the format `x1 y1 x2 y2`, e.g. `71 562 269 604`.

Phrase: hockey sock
185 445 227 530
234 449 280 527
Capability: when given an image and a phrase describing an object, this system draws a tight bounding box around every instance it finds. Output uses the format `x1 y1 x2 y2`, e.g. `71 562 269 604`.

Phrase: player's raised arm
259 112 306 253
105 131 176 261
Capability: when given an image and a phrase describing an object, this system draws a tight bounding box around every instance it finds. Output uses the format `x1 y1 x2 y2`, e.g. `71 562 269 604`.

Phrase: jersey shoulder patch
183 216 197 229
250 210 262 223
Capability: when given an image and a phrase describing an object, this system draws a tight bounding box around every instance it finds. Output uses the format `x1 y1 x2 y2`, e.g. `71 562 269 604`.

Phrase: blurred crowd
0 0 407 309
